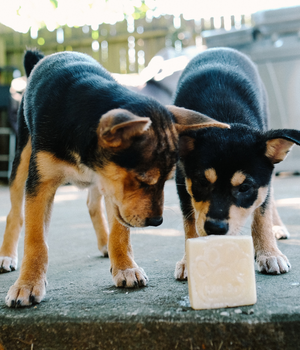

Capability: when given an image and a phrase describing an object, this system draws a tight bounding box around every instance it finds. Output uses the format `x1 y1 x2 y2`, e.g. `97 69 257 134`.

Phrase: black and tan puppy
0 50 228 307
173 47 300 280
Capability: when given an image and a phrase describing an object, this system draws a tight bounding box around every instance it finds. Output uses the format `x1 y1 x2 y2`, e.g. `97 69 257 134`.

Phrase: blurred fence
1 14 251 76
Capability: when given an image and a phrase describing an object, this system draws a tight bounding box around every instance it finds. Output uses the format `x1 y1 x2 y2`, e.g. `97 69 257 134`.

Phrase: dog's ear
265 129 300 164
178 135 195 158
166 105 229 133
98 109 151 148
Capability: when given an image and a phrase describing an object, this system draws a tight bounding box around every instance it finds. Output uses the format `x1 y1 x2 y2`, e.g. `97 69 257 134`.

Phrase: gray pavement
0 175 300 350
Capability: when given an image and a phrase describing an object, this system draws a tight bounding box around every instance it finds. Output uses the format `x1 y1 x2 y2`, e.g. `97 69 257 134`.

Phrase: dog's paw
5 279 46 308
111 267 148 288
174 259 188 280
273 225 290 240
0 255 17 273
99 244 108 257
256 254 291 275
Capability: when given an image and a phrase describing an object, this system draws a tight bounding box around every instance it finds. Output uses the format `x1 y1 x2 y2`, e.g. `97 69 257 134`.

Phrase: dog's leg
5 154 59 307
252 193 291 275
0 140 31 273
105 197 148 287
272 198 290 240
175 215 198 280
175 168 198 280
87 185 109 256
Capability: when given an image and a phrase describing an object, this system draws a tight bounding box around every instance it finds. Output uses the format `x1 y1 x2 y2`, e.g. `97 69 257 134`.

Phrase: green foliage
132 1 150 20
50 0 58 9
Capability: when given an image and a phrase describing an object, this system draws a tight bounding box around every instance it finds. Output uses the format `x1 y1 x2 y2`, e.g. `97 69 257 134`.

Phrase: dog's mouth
114 204 133 228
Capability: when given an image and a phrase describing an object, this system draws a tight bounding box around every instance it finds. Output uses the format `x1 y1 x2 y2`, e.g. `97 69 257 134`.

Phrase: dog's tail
23 49 44 77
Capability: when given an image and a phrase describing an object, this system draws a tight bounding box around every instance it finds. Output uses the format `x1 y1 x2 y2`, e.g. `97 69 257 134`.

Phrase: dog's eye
238 183 252 193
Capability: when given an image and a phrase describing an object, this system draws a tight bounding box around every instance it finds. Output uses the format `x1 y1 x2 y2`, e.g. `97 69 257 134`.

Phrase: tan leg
105 197 148 287
0 141 31 272
252 193 291 275
87 185 109 256
174 214 198 280
5 178 59 307
272 199 290 239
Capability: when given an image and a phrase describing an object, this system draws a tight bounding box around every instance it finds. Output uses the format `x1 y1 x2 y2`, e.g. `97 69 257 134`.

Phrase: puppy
0 50 228 307
173 47 300 280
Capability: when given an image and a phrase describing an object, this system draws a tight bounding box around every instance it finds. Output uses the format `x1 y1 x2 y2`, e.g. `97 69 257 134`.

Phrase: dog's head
95 107 228 228
178 124 300 236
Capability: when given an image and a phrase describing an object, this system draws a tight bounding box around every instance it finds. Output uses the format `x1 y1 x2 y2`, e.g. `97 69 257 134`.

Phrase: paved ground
0 174 300 350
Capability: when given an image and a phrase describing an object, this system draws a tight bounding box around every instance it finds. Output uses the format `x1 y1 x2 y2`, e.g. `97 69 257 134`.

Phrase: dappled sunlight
0 216 6 222
132 228 183 236
275 198 300 208
2 0 300 33
279 239 300 246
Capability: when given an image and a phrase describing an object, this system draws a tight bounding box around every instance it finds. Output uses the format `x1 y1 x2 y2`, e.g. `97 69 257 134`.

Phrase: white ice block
186 235 257 310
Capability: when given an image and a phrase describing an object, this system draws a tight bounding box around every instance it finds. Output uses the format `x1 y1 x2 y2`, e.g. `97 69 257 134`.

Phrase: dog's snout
145 216 163 227
204 219 228 235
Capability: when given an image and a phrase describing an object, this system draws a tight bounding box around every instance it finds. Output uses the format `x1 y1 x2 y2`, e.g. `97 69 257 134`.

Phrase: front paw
0 255 18 273
174 259 188 280
273 225 290 240
256 253 291 274
99 244 108 257
111 266 148 288
5 279 46 308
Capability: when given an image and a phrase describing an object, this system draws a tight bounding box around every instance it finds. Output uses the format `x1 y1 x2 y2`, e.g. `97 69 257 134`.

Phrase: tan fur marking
251 189 286 265
164 125 177 152
0 139 32 267
272 198 284 227
107 217 136 271
204 168 217 184
36 151 93 187
97 162 163 227
7 178 60 305
176 202 198 280
231 171 246 187
192 200 210 236
136 168 161 185
87 185 109 255
185 177 210 235
167 165 176 180
228 186 268 235
104 197 148 287
185 178 193 197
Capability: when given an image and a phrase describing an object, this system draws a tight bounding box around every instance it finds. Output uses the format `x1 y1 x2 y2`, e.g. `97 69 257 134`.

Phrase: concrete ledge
1 318 300 350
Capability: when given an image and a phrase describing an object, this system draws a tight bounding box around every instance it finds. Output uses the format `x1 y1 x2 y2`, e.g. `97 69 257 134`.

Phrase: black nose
145 216 163 227
204 219 228 235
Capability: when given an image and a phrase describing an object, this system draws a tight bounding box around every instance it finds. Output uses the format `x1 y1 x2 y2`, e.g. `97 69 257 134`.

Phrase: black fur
174 47 300 227
23 49 44 77
18 50 178 194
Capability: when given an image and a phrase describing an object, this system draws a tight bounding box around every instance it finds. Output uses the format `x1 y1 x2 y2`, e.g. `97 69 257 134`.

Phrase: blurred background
0 0 300 180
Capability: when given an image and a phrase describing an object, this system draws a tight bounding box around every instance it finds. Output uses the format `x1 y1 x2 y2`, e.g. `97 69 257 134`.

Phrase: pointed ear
179 135 195 158
166 105 230 133
265 129 300 164
98 109 151 148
